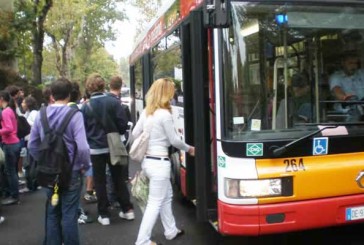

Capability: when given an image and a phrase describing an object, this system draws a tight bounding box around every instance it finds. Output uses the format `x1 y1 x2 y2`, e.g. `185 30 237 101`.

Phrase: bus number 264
284 158 306 172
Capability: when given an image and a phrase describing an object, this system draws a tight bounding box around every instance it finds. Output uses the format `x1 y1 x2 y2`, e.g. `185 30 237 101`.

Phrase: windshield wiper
272 125 338 157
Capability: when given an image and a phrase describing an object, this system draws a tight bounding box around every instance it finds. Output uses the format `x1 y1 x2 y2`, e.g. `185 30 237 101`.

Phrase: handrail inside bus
320 100 364 105
272 57 284 130
295 122 364 127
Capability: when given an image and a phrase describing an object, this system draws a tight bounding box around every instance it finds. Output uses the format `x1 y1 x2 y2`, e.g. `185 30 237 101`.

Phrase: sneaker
78 214 87 224
166 229 185 240
1 197 19 206
18 179 26 186
19 187 30 193
78 213 93 224
119 209 135 220
0 216 4 224
97 216 110 226
84 193 97 203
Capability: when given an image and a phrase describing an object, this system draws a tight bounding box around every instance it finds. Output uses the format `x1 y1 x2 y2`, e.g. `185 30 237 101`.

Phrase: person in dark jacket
81 73 134 226
107 76 131 179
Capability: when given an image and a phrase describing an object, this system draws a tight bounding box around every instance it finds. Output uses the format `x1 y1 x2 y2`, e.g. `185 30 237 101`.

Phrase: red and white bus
129 0 364 235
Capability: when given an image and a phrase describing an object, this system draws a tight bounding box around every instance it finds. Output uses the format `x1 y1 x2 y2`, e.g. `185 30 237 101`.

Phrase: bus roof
129 0 204 64
129 0 364 64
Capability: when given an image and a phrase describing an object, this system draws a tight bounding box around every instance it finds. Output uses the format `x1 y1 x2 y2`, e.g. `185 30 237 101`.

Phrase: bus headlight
225 178 282 198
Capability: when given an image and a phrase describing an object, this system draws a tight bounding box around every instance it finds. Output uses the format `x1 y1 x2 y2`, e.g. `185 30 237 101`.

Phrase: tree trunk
30 0 53 85
31 31 43 84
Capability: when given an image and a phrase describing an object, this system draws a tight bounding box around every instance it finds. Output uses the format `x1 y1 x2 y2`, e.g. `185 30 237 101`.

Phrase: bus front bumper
218 194 364 235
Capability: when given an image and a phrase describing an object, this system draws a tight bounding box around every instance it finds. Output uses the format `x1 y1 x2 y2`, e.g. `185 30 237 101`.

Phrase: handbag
87 103 128 166
107 132 128 166
129 116 154 163
131 170 149 205
17 115 31 139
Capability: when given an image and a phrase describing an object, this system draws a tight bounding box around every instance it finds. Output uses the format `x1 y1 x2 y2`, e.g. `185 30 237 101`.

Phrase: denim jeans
3 142 21 199
91 153 133 217
135 158 179 245
106 165 117 204
43 171 82 245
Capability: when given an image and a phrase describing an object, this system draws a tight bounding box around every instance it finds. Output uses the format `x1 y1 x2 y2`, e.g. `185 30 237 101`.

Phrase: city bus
128 0 364 235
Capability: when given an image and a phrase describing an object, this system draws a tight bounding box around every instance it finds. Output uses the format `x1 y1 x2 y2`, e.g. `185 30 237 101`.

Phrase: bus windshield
223 1 364 140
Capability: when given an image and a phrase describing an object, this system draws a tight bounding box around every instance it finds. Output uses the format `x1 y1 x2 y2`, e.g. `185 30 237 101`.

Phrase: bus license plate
346 206 364 221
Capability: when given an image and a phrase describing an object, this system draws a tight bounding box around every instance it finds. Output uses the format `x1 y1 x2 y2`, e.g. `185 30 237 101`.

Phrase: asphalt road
1 161 364 245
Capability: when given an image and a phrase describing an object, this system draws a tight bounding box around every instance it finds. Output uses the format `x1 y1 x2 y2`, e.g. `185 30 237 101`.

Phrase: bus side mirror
203 0 231 28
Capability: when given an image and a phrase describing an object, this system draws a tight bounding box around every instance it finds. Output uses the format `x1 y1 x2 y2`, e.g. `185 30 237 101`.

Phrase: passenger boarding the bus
276 73 313 128
329 51 364 121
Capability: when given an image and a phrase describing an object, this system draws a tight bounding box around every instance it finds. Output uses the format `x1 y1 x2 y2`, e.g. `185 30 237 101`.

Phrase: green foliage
126 0 162 37
78 47 119 81
1 0 124 87
153 47 181 79
0 9 16 62
43 0 124 80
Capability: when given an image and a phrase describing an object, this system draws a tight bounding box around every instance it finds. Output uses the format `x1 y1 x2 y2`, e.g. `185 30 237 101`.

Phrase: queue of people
0 74 194 245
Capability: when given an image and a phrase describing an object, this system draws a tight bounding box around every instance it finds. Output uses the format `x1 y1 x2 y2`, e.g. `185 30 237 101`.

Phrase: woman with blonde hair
133 78 195 245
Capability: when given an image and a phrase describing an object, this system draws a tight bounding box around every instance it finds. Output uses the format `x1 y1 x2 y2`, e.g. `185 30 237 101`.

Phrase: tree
126 0 162 37
45 0 125 81
15 0 53 85
32 0 53 84
45 0 85 78
76 0 125 79
12 1 36 79
80 47 119 81
2 0 125 87
0 0 16 68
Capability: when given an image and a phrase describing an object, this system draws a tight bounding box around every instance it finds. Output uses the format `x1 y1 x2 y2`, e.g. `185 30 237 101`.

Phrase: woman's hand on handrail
188 146 195 156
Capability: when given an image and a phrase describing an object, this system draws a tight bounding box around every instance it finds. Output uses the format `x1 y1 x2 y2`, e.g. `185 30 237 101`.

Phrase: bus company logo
218 156 226 168
246 143 263 156
313 137 328 155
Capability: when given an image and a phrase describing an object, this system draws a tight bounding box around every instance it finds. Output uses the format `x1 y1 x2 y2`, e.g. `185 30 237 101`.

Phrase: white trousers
135 158 179 245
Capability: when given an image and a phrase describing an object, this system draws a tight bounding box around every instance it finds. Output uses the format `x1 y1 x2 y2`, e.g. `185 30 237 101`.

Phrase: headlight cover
225 178 282 198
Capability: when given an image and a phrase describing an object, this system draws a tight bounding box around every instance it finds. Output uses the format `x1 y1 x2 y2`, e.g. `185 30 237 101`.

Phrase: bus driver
329 51 364 121
329 51 364 101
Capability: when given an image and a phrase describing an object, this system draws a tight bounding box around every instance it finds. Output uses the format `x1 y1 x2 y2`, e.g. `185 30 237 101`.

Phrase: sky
104 4 139 61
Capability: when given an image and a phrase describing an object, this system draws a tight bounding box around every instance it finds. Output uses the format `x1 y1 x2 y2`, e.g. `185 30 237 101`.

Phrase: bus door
130 54 152 122
181 10 216 222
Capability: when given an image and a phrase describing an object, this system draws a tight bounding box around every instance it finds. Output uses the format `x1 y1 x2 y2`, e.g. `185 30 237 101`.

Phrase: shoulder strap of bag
86 100 118 133
40 106 50 134
40 106 78 135
58 108 78 134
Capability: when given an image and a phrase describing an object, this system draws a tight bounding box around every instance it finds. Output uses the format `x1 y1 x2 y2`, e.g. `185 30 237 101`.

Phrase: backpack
129 116 154 163
36 107 78 189
17 115 31 139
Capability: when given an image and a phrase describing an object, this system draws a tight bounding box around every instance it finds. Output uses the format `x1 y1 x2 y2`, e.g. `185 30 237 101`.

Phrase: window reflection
152 31 183 106
223 2 364 140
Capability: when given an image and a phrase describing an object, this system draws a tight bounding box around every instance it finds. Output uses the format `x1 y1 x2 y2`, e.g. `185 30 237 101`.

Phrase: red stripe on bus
218 194 364 235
